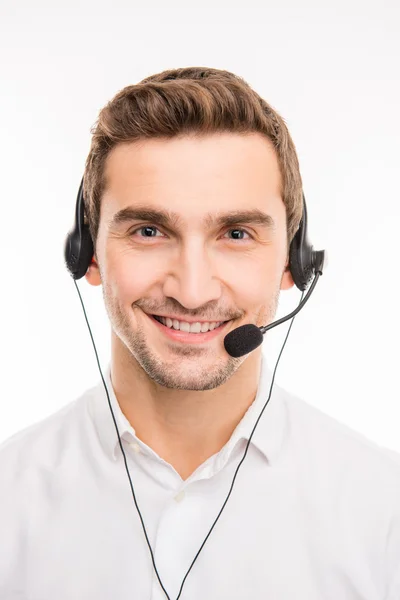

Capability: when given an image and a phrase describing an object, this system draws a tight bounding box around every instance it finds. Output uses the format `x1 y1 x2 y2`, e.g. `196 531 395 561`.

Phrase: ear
280 257 295 291
85 255 102 286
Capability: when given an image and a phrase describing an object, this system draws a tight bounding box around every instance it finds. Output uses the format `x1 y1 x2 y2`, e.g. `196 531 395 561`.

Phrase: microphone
224 251 325 358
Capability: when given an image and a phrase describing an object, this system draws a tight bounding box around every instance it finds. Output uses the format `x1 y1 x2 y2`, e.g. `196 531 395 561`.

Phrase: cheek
105 253 154 303
223 254 281 318
234 252 280 291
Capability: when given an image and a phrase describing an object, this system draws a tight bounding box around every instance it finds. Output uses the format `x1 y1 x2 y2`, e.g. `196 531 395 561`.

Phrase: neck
110 334 262 480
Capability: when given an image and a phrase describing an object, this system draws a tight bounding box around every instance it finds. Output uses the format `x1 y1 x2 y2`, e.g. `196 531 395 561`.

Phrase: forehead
101 132 284 223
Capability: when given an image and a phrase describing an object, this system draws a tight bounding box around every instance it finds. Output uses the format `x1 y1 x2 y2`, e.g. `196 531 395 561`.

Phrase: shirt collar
88 353 288 466
218 353 288 465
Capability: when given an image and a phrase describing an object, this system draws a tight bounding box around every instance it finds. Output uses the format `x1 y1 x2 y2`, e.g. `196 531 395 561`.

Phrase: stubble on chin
102 282 280 391
102 286 243 390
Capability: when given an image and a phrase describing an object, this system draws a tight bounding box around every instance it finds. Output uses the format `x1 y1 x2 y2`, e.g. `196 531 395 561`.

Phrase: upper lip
150 313 228 324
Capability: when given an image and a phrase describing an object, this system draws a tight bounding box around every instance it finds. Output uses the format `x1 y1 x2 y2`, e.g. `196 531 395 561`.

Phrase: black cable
73 278 305 600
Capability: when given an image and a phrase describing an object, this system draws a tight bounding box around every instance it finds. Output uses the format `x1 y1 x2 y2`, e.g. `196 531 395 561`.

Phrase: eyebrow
109 206 276 232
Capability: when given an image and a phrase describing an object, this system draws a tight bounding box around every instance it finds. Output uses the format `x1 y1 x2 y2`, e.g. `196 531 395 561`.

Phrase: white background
0 0 399 452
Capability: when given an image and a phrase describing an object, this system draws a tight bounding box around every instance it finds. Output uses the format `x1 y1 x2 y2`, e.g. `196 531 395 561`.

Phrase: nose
162 239 222 310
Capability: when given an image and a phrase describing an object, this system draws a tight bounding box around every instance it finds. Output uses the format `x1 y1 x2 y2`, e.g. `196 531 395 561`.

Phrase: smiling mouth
152 315 229 333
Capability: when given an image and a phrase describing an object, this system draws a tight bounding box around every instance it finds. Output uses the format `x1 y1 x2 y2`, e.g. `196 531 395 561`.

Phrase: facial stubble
102 281 279 391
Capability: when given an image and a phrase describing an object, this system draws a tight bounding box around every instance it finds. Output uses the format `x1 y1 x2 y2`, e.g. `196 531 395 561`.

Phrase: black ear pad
289 195 315 291
78 226 95 278
64 224 94 280
289 232 313 291
64 177 95 280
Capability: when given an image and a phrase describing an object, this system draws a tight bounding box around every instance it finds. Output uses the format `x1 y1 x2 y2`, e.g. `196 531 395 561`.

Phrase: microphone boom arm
260 269 322 335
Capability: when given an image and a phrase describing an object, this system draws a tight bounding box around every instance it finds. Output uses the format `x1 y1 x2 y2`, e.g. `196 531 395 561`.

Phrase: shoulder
277 385 400 592
275 382 400 491
0 383 99 586
0 383 98 486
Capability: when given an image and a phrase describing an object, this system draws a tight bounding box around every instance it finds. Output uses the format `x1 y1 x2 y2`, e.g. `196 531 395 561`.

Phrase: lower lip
147 314 231 343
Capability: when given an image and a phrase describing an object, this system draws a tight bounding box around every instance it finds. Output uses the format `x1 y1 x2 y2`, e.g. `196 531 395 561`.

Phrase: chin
132 347 241 391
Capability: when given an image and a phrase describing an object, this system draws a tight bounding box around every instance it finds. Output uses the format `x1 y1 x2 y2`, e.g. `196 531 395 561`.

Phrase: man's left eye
225 229 252 240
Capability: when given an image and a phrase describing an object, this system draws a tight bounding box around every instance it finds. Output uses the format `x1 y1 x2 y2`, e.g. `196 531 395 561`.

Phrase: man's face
87 132 294 390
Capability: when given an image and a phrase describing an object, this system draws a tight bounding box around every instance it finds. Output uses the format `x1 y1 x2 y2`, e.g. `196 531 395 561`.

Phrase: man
0 67 399 600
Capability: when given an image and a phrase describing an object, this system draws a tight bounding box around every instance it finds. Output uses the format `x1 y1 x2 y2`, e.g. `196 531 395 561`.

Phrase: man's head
84 67 303 391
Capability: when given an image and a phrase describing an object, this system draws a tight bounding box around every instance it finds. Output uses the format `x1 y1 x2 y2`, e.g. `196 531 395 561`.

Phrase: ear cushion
65 225 94 280
289 234 315 292
289 235 304 291
74 225 94 280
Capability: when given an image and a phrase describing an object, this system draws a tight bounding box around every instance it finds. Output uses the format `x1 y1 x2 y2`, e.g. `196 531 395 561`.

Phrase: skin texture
86 132 295 480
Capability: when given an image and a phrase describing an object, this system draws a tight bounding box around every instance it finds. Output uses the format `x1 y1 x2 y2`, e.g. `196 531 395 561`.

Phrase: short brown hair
83 67 303 253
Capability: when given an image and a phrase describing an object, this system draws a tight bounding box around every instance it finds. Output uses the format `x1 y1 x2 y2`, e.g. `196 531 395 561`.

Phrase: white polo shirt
1 355 400 600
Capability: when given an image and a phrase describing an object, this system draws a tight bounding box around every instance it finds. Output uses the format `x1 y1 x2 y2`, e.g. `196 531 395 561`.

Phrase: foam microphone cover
223 324 264 358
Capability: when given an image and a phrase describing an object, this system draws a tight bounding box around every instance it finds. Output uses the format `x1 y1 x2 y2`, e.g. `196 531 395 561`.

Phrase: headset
64 176 326 599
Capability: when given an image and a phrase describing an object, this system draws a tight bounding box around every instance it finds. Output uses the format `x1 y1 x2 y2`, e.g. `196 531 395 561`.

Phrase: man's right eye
130 226 163 238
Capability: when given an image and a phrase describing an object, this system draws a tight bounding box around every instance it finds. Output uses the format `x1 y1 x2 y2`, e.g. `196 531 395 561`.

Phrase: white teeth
156 316 224 333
